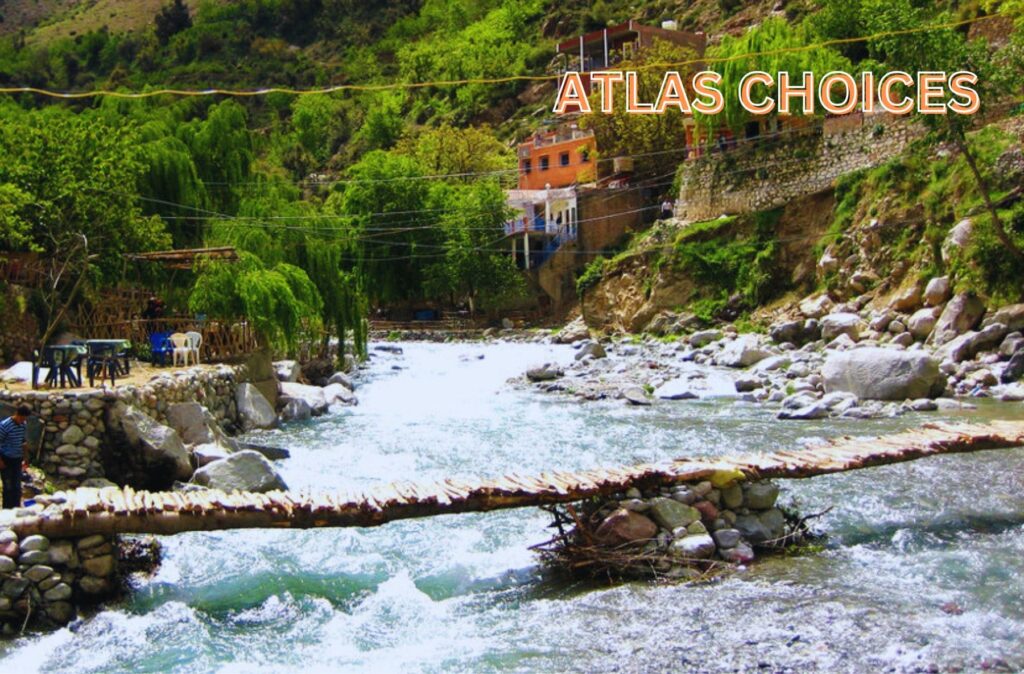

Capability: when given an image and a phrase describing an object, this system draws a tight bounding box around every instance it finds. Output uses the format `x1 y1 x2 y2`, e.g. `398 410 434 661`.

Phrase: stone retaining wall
0 366 247 489
0 528 118 632
676 113 925 222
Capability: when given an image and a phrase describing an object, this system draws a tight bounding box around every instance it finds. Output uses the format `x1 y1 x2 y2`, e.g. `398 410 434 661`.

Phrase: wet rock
777 402 829 420
822 348 943 400
744 482 779 510
929 292 986 346
193 443 230 467
191 450 288 493
622 387 652 406
648 498 700 530
322 383 357 406
280 398 312 422
712 528 742 549
923 276 951 307
326 371 355 391
594 509 658 545
719 542 756 563
908 398 938 411
235 383 279 431
526 364 563 382
670 534 716 559
759 508 786 540
2 577 29 598
733 514 771 544
279 382 328 416
0 556 14 574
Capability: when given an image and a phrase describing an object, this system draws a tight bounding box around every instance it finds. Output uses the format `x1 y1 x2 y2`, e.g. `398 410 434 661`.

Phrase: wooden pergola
124 246 239 270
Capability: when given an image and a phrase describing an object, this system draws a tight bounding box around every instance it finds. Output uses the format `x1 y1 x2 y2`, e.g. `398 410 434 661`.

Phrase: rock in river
594 509 658 545
822 348 944 400
236 383 278 431
191 450 288 493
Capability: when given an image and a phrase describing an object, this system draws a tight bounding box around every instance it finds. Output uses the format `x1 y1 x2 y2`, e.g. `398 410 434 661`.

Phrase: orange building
517 126 596 191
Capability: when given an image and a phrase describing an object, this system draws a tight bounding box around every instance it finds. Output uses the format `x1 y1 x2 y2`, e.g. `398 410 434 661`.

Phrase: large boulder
822 348 944 400
326 371 355 391
166 402 237 450
820 313 864 342
1001 351 1024 383
191 450 287 492
279 382 329 416
575 341 607 360
982 304 1024 333
718 335 772 368
526 364 563 382
929 292 986 346
235 383 278 431
116 405 193 481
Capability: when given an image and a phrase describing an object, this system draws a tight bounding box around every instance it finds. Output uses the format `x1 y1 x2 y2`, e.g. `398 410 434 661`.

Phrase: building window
580 148 591 162
560 152 570 167
523 159 532 174
540 155 550 171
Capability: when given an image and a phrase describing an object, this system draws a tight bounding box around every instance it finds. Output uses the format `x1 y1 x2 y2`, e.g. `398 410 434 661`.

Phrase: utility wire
0 13 1004 100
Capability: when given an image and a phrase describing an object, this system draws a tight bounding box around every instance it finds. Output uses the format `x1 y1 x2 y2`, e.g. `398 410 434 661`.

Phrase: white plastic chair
185 331 203 365
170 333 191 367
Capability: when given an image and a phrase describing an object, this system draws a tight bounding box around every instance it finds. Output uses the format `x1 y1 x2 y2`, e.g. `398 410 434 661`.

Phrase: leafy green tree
862 0 1024 264
189 253 322 353
396 124 513 179
424 180 526 313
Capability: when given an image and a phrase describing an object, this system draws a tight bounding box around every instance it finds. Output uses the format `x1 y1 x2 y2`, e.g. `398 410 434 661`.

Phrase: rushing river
3 341 1023 673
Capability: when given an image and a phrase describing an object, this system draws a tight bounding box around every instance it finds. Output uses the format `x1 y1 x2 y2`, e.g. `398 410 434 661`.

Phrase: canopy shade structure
125 247 239 269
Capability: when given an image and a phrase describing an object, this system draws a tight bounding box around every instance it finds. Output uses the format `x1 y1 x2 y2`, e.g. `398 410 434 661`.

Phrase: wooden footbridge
9 421 1024 539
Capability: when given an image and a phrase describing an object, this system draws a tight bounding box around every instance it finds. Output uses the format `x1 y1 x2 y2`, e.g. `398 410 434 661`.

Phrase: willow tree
189 253 323 353
694 18 851 135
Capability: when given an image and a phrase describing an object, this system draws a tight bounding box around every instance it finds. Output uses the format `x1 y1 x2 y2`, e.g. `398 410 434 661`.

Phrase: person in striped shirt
0 406 31 509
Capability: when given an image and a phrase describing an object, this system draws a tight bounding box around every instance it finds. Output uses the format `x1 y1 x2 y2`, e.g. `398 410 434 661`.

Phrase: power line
0 13 1003 100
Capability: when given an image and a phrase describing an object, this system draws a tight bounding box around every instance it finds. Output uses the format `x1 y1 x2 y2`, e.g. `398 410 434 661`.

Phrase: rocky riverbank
517 292 1024 419
536 475 804 581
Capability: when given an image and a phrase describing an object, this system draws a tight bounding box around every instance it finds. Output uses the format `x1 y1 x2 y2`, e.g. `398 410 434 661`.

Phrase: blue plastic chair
149 332 173 366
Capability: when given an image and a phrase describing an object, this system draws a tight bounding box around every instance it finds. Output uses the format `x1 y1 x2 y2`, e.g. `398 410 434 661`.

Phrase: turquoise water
2 342 1023 673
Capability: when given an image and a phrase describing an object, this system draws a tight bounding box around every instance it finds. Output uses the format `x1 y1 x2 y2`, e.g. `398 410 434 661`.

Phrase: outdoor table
83 340 131 376
33 345 86 389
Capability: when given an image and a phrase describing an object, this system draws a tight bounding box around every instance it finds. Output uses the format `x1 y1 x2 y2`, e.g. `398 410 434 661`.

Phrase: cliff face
581 190 836 332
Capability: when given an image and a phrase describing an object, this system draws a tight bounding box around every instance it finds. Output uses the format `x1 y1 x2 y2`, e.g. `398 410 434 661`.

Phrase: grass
27 0 210 44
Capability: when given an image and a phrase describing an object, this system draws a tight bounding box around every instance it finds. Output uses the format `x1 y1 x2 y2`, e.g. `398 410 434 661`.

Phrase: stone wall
0 366 246 489
676 112 925 222
0 527 118 632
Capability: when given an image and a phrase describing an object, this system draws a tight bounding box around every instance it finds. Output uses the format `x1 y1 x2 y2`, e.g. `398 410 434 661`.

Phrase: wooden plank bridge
9 420 1024 539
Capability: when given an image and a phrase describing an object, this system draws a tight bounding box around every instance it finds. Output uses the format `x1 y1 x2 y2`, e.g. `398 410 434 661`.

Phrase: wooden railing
70 317 259 363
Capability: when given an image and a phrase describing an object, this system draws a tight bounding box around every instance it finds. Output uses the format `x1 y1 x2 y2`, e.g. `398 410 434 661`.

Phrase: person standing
660 198 675 220
0 406 31 509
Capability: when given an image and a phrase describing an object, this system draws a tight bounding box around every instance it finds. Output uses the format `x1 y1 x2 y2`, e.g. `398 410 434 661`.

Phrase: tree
155 0 193 46
862 0 1024 264
396 124 513 179
424 180 526 313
